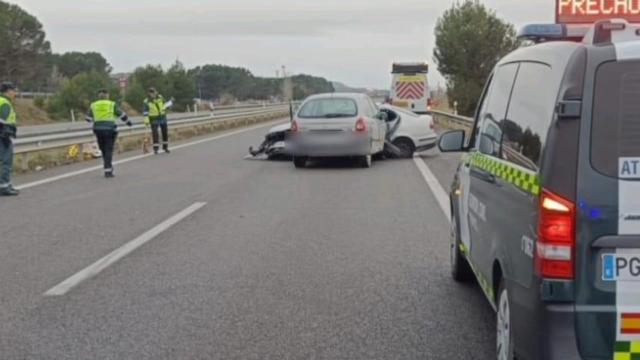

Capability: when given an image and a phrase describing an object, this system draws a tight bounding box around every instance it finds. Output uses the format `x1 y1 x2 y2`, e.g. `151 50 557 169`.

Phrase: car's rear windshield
592 60 640 177
298 98 358 119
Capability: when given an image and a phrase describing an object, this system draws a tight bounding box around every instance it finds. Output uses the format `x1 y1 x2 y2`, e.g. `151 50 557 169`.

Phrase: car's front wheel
497 281 515 360
393 138 415 158
293 156 307 168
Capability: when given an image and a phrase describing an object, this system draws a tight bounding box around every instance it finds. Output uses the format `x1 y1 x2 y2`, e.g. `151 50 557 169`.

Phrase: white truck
389 62 430 114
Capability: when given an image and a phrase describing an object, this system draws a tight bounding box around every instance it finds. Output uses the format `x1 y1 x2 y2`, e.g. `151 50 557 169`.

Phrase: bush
34 95 46 109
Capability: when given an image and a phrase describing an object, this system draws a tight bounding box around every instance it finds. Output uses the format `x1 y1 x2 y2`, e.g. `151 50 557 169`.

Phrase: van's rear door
575 52 640 358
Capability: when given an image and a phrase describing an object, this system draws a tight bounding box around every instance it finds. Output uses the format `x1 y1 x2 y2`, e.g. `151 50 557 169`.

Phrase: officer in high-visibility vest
0 82 19 196
143 87 171 154
86 89 132 178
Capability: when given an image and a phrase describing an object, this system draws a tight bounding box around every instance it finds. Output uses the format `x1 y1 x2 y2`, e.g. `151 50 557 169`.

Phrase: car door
465 62 519 303
457 75 494 255
495 62 560 357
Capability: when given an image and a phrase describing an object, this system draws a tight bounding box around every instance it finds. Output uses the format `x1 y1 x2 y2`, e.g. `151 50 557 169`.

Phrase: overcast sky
11 0 554 89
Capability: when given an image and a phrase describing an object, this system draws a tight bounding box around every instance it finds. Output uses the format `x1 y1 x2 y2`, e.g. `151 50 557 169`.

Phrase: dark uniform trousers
150 120 169 151
0 136 13 187
94 129 118 172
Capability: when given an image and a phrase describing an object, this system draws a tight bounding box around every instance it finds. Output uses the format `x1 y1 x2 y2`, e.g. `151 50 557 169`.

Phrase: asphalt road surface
0 119 495 360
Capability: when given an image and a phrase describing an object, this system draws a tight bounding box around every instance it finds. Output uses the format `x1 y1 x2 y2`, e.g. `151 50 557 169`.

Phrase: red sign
118 76 128 89
557 0 640 24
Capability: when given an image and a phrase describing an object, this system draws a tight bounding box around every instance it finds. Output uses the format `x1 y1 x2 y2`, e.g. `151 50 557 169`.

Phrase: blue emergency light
517 24 567 42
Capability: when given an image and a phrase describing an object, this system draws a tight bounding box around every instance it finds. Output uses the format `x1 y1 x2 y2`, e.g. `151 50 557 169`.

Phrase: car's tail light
291 120 299 133
536 189 576 280
355 118 368 132
429 121 435 130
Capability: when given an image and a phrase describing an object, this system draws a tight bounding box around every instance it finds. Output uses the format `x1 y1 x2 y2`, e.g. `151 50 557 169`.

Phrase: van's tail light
536 189 576 280
291 120 300 133
427 98 433 111
355 118 368 132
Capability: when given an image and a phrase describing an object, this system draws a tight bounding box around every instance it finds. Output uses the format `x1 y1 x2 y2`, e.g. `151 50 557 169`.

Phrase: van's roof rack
518 19 640 45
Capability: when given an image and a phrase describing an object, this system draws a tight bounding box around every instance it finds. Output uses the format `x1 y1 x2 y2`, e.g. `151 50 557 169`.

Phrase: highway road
0 118 495 360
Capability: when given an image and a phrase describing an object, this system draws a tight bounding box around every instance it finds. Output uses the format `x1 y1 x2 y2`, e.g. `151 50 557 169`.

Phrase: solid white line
16 120 285 190
44 202 207 296
413 155 451 222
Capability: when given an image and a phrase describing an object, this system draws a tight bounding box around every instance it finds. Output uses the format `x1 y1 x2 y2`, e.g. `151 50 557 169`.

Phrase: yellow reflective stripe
459 242 495 305
614 341 640 359
469 152 540 195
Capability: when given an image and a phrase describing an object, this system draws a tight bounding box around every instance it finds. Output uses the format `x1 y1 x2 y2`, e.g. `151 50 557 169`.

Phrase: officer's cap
0 82 16 93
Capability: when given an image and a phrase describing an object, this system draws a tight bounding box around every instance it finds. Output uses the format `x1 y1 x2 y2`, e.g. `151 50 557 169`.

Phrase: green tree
166 61 195 111
291 74 334 100
189 64 334 101
54 52 112 78
189 64 254 101
0 1 51 87
433 0 519 116
125 65 169 112
47 71 119 120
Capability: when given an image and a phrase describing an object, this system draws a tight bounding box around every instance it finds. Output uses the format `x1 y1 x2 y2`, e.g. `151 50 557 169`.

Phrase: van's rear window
592 60 640 177
298 98 357 119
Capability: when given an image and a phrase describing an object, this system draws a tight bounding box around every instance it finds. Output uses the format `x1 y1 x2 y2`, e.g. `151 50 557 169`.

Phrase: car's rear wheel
393 138 415 158
293 156 307 168
497 281 515 360
450 209 473 282
360 155 372 168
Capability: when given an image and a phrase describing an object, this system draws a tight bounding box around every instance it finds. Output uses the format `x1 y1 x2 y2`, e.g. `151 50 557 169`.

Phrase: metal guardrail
14 106 289 155
429 110 473 129
18 102 292 138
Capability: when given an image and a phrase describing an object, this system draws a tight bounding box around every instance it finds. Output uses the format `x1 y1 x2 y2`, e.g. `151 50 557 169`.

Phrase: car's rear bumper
290 134 372 157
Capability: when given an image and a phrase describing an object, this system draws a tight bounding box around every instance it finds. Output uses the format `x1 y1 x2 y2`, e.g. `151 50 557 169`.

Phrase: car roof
304 92 369 101
498 41 583 71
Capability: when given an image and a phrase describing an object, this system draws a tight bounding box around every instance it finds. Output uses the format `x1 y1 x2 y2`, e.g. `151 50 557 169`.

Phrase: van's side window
501 62 554 171
592 60 640 177
477 63 519 157
469 76 493 149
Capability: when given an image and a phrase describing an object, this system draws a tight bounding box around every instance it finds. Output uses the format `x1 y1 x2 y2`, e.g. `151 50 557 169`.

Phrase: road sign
557 0 640 24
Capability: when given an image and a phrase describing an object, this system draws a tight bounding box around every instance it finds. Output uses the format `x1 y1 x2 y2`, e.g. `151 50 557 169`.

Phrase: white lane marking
413 155 451 222
44 202 207 296
16 120 285 190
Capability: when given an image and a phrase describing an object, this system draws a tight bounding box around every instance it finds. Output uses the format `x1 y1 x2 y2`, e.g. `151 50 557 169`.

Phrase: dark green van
439 20 640 360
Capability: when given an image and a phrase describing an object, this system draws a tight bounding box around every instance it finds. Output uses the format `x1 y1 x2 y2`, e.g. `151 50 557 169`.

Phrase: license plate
603 254 640 281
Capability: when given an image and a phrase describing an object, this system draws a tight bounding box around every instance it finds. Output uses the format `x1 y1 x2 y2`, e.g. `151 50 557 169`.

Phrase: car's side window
501 62 554 171
476 63 519 157
361 99 374 117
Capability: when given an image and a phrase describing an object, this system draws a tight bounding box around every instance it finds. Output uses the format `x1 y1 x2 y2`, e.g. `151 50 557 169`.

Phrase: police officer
86 89 132 178
0 82 19 196
143 87 170 154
